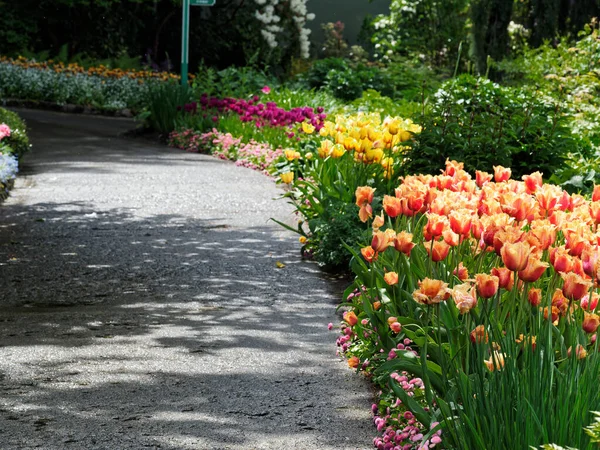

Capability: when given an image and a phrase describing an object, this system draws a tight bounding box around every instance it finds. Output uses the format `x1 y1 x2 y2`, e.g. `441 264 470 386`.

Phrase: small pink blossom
0 123 11 140
261 86 271 94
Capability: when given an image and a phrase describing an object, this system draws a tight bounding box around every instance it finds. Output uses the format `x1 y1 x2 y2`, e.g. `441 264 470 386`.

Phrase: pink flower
0 123 11 140
261 86 271 94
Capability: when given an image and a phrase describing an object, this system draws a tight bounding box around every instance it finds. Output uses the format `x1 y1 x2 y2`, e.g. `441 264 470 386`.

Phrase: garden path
0 109 372 449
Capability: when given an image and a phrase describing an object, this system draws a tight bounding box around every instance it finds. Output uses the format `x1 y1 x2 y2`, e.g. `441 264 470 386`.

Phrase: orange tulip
493 165 511 182
425 239 451 262
358 204 373 223
355 186 375 207
372 211 385 231
593 184 600 202
543 306 560 323
475 273 499 298
413 278 450 305
501 241 532 271
522 171 543 194
343 311 358 326
484 351 506 371
426 213 448 237
371 230 391 253
476 170 493 187
361 246 376 263
451 283 477 314
470 325 489 344
449 209 473 236
491 267 514 291
348 356 360 368
583 313 600 334
518 256 548 282
394 231 415 256
562 272 592 300
384 271 399 285
528 287 542 306
454 262 469 281
383 195 402 218
550 246 573 273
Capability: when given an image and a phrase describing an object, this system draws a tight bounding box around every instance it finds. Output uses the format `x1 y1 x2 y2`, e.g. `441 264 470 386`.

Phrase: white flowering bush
253 0 315 59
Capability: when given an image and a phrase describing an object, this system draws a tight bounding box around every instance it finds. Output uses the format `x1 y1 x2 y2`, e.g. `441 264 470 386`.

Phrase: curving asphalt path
0 109 372 449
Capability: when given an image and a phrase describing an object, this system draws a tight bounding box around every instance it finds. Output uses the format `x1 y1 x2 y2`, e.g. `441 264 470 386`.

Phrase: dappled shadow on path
0 200 369 449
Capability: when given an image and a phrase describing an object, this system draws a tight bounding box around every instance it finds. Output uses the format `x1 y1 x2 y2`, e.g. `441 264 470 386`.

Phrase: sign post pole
181 0 216 86
181 0 190 86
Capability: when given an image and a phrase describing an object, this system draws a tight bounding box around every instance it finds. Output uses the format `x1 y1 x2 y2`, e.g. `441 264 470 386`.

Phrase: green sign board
190 0 215 5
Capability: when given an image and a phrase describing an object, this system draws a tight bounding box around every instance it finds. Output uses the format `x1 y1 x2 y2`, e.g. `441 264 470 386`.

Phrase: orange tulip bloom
383 195 402 218
425 213 449 237
493 165 511 182
550 246 573 273
528 287 542 306
470 325 489 344
372 211 385 232
425 239 451 262
561 272 592 301
583 312 600 334
522 171 543 194
454 262 469 281
475 273 499 298
348 356 360 368
394 231 415 256
355 186 375 207
501 241 532 271
361 246 376 263
476 170 493 187
543 306 560 323
451 283 477 314
384 271 399 285
371 230 391 253
527 221 556 250
518 256 548 283
343 311 358 326
358 204 373 223
484 351 506 371
593 184 600 202
449 209 473 236
413 278 450 305
492 267 514 291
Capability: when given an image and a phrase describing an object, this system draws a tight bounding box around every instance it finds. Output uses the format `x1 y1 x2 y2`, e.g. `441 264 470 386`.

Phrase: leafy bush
140 82 194 135
0 107 29 159
402 75 589 180
191 63 278 99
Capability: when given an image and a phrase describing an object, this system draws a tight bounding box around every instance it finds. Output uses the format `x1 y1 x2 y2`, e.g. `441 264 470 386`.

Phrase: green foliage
192 62 278 98
0 60 155 111
0 107 29 159
140 82 194 135
402 75 588 180
349 90 421 120
369 0 469 67
298 58 394 102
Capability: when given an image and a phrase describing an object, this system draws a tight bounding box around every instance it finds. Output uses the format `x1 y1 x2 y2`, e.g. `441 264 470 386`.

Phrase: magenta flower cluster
186 93 327 130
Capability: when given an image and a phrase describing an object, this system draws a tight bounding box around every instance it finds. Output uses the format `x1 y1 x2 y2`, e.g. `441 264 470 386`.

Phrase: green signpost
181 0 216 86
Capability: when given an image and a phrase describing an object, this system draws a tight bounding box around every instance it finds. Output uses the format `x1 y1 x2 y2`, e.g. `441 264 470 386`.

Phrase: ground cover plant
0 56 168 112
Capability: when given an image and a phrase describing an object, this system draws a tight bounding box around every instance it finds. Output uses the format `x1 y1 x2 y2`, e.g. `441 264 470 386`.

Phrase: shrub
402 75 589 180
0 107 29 159
139 82 194 135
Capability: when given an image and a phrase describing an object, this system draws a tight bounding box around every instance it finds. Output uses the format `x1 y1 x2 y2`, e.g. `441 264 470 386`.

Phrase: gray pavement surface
0 109 373 449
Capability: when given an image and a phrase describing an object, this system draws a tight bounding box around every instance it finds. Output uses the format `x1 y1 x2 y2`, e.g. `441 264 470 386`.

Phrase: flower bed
336 160 600 449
